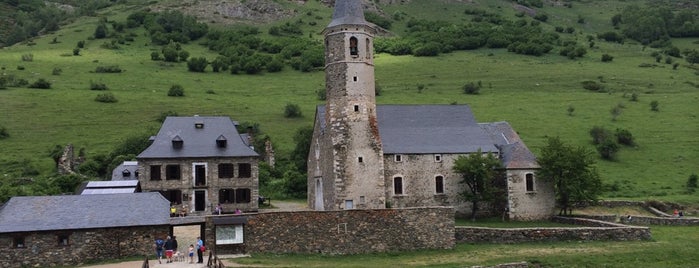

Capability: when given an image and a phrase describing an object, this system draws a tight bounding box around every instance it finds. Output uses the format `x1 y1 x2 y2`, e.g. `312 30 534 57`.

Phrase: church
307 0 555 220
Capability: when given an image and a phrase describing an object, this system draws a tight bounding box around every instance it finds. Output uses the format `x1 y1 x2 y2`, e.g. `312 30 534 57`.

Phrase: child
188 244 195 263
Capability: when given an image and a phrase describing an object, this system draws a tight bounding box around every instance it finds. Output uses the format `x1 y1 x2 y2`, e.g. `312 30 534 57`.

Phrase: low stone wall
455 217 651 244
0 225 169 268
209 207 455 255
621 216 699 226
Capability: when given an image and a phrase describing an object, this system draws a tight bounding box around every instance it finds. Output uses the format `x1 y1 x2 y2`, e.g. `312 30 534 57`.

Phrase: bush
150 51 161 61
0 126 9 139
462 81 481 95
156 111 179 123
77 40 85 48
90 82 108 90
650 100 659 111
284 103 302 118
21 53 33 61
95 93 118 103
73 48 80 56
52 68 62 75
601 54 614 62
187 57 208 72
615 128 635 146
589 126 612 145
581 80 603 91
534 13 548 22
95 65 122 73
316 88 326 101
413 42 441 57
687 174 698 193
168 85 185 97
29 78 51 89
266 58 284 73
596 138 619 160
179 50 190 62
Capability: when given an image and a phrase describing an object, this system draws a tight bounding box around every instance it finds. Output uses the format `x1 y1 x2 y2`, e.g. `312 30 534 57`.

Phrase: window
218 163 235 178
216 225 244 244
434 154 442 162
13 237 25 248
526 173 535 192
150 165 161 181
393 177 403 195
358 157 363 163
354 105 359 112
394 154 402 162
216 135 227 148
166 165 181 180
366 38 371 59
238 163 251 178
172 136 183 149
219 189 235 204
435 176 444 194
349 36 358 56
345 200 354 209
57 234 70 246
235 188 251 203
353 76 357 82
122 169 131 178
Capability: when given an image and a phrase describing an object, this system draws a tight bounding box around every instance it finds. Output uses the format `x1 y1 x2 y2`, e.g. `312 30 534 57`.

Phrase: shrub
687 174 698 193
462 81 481 95
73 48 80 56
601 54 614 62
534 13 548 22
150 51 161 61
413 42 441 57
95 93 118 103
0 126 9 139
77 40 85 48
179 50 190 62
615 128 635 146
284 103 302 118
156 111 179 122
95 65 122 73
597 32 624 43
610 105 622 121
90 82 108 90
589 126 612 145
16 65 25 70
94 23 108 39
596 138 619 160
187 57 208 72
162 47 178 62
567 105 574 116
316 88 326 101
52 68 62 75
581 80 603 91
266 59 284 73
650 100 659 111
21 54 33 61
168 85 185 97
630 92 639 102
29 78 51 89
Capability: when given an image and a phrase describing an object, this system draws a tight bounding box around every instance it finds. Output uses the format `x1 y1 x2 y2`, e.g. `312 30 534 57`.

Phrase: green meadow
0 0 697 204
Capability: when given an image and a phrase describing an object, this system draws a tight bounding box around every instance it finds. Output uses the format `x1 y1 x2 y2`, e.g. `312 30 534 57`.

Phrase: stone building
137 116 260 215
0 193 170 267
307 0 554 220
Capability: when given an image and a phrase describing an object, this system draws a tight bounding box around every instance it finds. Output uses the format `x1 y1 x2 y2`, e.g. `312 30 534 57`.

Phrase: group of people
170 204 188 217
214 203 243 215
154 236 205 264
673 209 685 218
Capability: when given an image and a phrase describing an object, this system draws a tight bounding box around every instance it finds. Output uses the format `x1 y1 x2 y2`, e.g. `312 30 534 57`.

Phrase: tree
94 23 108 39
537 137 602 215
187 57 208 72
453 149 504 220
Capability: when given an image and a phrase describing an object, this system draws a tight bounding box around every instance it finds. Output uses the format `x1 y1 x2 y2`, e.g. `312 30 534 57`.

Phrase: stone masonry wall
210 207 454 255
455 217 651 244
0 225 169 268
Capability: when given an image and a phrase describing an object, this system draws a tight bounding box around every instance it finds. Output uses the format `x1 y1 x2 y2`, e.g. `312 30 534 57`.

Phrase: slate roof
327 0 368 28
0 193 170 233
480 122 539 169
137 116 258 159
111 161 139 180
78 180 141 195
316 104 499 154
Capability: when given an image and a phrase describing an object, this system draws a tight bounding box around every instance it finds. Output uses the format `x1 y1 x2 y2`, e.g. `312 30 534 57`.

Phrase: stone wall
0 225 169 268
573 214 699 226
455 217 651 244
210 207 454 255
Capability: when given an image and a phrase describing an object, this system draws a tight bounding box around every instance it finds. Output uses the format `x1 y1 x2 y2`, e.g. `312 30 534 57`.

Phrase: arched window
393 176 403 195
349 37 358 56
526 173 535 192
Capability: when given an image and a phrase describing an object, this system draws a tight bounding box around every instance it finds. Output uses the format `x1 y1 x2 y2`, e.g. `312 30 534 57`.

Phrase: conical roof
327 0 368 27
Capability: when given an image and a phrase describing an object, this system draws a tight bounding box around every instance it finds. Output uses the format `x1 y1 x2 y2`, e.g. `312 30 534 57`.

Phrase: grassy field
0 0 697 203
230 225 699 267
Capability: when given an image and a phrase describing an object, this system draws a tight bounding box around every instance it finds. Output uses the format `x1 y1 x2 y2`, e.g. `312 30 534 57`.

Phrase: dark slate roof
137 116 258 159
480 122 538 169
111 161 139 180
316 104 499 154
0 193 170 233
327 0 368 28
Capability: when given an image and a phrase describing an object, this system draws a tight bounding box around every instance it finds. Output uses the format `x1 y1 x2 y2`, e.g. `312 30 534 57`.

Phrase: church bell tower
322 0 385 209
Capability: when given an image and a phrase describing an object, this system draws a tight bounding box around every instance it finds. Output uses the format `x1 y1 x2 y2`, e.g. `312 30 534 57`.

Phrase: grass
0 1 697 203
229 226 699 267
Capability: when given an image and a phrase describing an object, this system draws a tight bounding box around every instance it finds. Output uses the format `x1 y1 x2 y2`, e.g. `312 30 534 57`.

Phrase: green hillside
0 0 697 203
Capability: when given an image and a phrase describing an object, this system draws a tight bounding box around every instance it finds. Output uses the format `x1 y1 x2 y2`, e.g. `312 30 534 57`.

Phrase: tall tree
453 149 504 221
537 137 602 215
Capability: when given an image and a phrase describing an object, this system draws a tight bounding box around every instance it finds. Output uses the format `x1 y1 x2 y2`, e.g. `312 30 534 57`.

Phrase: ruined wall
210 207 454 255
0 226 168 268
506 169 556 220
138 157 259 214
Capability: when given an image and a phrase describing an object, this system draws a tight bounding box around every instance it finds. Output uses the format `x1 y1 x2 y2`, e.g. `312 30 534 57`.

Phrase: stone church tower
309 0 385 210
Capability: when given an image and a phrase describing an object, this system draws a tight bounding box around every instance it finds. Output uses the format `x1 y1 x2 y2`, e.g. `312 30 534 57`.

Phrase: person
215 203 222 215
196 236 204 263
234 208 242 215
154 237 165 264
180 204 187 217
164 236 174 263
171 235 179 254
673 209 679 217
170 205 177 217
679 211 684 217
188 244 195 263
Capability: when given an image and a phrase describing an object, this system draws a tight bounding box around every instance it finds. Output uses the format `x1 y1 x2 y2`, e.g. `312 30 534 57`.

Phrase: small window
353 76 357 82
238 163 251 178
57 234 69 246
435 176 444 194
349 36 358 56
13 237 25 248
150 165 161 181
358 157 363 163
434 154 442 162
219 189 235 204
166 164 181 180
218 163 235 178
122 169 131 178
235 188 251 203
216 135 227 148
359 196 365 204
393 177 403 195
195 123 204 129
354 105 359 112
366 38 371 59
394 154 402 162
171 135 183 149
526 173 535 192
345 200 354 209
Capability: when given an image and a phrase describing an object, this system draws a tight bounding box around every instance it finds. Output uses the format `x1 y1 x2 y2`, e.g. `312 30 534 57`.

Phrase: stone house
0 193 170 267
137 116 260 215
307 0 554 220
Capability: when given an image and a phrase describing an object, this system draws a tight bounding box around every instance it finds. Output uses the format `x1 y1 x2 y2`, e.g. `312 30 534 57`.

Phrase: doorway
194 190 206 211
